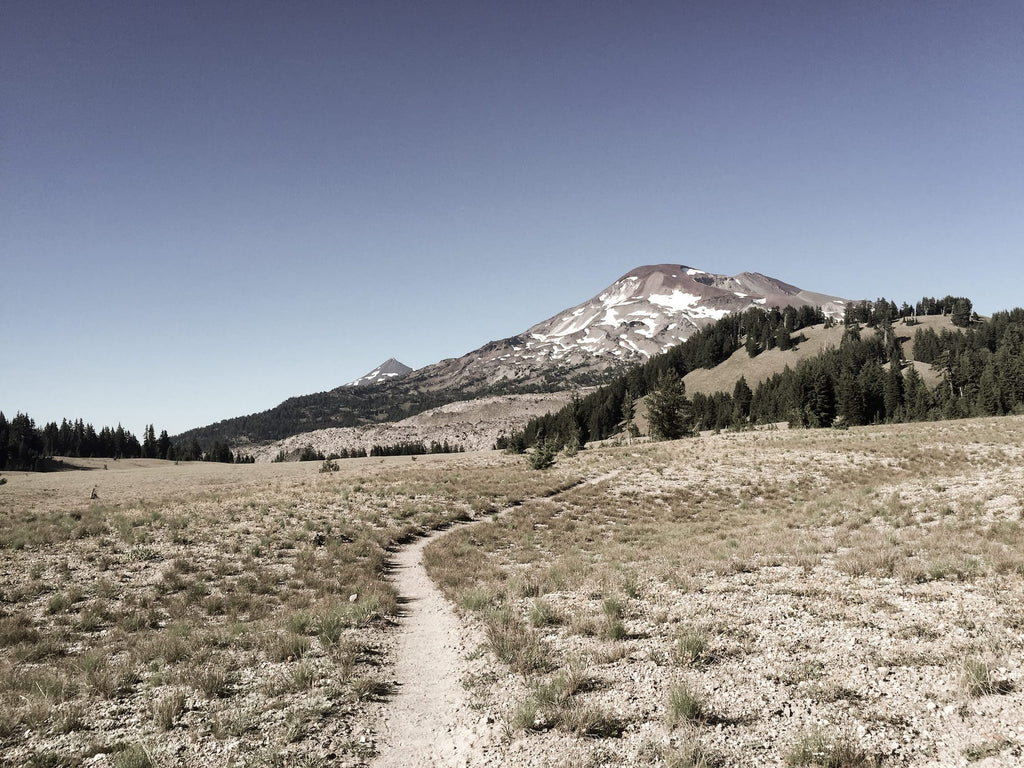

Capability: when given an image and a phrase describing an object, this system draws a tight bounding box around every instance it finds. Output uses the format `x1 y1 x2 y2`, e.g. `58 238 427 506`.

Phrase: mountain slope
518 264 847 365
176 264 851 445
388 264 850 393
682 314 955 397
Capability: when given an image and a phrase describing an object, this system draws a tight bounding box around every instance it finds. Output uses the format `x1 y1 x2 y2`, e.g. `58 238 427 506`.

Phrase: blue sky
2 1 1021 436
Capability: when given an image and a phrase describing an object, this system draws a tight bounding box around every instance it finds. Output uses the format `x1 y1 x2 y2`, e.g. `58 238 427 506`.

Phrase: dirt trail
372 472 618 767
371 533 495 767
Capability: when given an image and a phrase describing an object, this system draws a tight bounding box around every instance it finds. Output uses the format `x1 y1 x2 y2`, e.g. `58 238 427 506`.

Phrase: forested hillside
513 296 1021 449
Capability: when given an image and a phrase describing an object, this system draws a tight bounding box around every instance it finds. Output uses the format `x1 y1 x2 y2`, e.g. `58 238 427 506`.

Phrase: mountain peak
520 263 848 365
403 263 851 394
345 358 413 388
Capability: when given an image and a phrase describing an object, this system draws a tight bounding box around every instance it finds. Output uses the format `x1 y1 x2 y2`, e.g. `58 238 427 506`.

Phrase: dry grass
0 451 578 766
424 416 1024 765
7 416 1024 766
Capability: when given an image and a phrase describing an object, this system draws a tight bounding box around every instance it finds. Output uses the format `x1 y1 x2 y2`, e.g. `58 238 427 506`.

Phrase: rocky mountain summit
519 264 847 365
400 264 850 393
345 358 413 387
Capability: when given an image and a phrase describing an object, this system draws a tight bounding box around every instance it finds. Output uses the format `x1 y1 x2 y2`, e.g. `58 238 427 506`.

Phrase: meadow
0 453 574 767
3 416 1023 767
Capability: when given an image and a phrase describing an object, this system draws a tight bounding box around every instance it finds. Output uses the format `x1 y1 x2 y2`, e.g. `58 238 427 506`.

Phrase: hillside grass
683 314 954 397
5 412 1021 766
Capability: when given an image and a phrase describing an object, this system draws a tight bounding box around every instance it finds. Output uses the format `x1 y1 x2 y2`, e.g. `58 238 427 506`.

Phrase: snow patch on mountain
503 264 848 372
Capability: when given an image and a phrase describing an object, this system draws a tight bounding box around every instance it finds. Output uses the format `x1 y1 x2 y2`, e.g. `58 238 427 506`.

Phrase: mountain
175 264 851 446
396 264 849 392
346 358 413 387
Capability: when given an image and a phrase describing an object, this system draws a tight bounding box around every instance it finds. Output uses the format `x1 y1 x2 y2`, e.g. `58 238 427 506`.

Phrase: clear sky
2 1 1022 436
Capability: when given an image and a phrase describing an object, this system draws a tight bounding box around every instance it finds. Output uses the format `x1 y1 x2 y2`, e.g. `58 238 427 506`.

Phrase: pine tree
157 430 172 460
977 364 1001 415
883 365 905 421
951 298 973 328
0 412 8 470
732 376 753 424
836 370 865 426
646 370 692 440
902 365 931 421
142 425 157 459
803 365 835 427
619 390 640 438
775 323 794 351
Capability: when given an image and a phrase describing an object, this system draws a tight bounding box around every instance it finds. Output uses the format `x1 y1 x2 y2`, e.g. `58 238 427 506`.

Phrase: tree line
273 440 465 463
510 298 1024 451
0 414 252 472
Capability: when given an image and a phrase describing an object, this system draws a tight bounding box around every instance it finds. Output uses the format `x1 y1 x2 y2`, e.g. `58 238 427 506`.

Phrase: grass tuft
784 727 876 767
666 681 709 727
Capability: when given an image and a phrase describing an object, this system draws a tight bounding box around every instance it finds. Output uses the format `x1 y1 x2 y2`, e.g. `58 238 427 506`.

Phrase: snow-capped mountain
178 264 852 446
406 264 849 391
345 358 413 387
520 264 847 365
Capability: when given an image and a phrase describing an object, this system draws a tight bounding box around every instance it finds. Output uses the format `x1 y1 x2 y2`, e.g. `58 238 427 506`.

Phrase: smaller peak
346 358 413 388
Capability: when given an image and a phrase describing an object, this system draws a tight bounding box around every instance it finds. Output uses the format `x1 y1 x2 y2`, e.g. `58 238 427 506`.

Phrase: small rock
349 593 358 602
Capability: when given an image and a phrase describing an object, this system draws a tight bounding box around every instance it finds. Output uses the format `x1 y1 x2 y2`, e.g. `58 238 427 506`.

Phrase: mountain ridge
174 264 851 446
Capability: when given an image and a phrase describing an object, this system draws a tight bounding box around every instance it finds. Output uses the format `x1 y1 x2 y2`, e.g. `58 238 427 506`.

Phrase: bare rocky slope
345 358 413 388
239 391 585 461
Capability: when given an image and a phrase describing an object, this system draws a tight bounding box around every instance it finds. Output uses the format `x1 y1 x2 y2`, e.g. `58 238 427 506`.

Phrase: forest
0 416 248 472
512 295 1023 449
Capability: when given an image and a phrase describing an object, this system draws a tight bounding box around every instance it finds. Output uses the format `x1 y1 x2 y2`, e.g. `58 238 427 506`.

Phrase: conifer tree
0 412 8 469
157 430 172 460
902 365 930 420
836 370 865 426
646 370 692 440
732 376 753 424
619 390 640 438
883 365 905 421
951 298 973 328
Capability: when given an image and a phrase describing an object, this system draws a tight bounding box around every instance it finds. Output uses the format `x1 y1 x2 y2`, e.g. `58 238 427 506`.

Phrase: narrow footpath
371 473 617 767
371 533 496 768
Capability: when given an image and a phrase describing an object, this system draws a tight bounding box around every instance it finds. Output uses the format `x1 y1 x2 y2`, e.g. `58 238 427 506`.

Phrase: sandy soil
372 534 497 767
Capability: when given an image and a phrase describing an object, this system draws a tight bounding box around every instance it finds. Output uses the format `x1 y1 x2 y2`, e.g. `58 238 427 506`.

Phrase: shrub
527 599 564 627
152 689 186 730
484 609 552 675
673 629 711 667
350 676 391 701
112 744 154 768
266 632 311 662
529 440 557 470
962 656 1013 697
